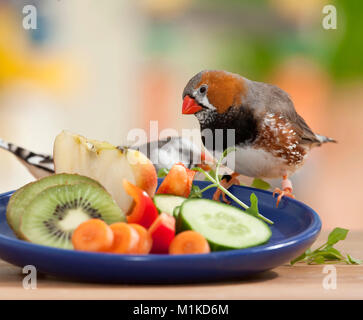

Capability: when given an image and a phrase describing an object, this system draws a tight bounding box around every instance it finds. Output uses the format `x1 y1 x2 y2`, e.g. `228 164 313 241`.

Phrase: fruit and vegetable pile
6 131 272 255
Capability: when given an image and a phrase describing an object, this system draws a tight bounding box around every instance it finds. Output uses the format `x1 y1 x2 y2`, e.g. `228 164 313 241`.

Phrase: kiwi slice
7 174 102 237
20 183 124 249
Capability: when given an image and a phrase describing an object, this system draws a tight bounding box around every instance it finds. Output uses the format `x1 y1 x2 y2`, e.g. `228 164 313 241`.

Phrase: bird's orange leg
273 175 295 207
213 173 240 203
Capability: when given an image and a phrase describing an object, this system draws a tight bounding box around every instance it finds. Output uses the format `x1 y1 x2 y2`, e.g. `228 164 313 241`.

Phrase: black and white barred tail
0 138 55 179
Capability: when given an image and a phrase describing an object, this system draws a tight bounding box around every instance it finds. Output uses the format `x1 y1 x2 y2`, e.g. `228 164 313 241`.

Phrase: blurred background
0 0 362 229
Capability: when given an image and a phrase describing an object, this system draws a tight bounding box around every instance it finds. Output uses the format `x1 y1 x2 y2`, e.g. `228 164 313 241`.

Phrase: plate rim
0 184 322 262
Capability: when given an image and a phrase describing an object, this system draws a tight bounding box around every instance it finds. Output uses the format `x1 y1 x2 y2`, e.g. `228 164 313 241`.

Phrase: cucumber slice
173 205 181 219
153 194 187 216
179 199 271 251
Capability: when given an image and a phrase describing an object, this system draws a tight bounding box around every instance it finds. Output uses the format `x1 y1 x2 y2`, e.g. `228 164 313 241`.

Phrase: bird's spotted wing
261 83 320 146
292 113 321 145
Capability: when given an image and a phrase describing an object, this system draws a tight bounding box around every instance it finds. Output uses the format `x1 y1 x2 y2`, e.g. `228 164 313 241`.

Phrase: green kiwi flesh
6 174 102 237
20 183 124 249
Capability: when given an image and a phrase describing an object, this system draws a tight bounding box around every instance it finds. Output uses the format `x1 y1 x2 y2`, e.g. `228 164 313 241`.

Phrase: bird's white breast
232 145 297 178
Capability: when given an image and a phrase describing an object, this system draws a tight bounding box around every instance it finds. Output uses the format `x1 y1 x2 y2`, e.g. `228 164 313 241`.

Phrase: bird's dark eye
199 86 207 94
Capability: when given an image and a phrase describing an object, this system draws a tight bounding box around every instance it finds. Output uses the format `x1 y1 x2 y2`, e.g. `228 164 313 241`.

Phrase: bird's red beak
182 96 202 114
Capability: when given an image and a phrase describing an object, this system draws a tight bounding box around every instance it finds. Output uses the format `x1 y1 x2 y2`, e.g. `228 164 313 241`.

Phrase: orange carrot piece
169 230 210 255
128 224 153 254
72 219 114 252
109 222 140 254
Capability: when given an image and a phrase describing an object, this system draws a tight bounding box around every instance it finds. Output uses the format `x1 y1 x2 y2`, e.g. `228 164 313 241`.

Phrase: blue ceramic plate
0 180 321 283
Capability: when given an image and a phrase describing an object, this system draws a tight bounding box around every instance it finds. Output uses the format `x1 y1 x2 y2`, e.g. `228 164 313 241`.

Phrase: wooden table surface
0 230 362 300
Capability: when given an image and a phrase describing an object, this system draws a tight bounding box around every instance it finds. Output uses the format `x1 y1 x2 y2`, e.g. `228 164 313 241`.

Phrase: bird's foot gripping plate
212 173 240 204
273 187 295 207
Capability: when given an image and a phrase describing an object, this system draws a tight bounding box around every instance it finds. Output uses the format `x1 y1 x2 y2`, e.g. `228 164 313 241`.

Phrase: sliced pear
53 131 157 214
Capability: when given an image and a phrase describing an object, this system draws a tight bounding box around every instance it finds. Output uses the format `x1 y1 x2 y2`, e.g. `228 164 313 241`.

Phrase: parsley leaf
251 178 271 191
290 228 361 265
157 168 169 178
327 227 348 246
189 185 203 199
245 193 259 217
346 254 362 265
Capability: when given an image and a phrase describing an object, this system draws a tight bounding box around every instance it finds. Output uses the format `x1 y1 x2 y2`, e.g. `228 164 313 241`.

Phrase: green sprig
203 172 271 192
290 228 362 265
188 184 203 198
192 147 273 225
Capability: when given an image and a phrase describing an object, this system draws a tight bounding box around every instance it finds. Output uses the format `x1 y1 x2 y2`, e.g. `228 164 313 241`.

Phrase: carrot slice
128 224 153 254
109 222 140 254
169 230 210 255
72 219 114 252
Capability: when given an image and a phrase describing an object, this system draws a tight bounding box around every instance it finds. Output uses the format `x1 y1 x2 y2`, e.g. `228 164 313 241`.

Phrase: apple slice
53 131 157 214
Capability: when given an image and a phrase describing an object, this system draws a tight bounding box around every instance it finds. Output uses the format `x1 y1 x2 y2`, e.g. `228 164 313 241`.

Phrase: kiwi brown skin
18 182 124 249
6 187 25 237
6 173 104 239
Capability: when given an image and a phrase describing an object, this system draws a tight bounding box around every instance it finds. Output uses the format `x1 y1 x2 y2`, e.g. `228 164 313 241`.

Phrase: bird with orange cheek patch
182 70 336 206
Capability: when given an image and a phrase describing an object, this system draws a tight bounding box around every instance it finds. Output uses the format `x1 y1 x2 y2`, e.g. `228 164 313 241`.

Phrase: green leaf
189 184 203 199
321 247 345 260
346 254 362 265
290 251 307 265
310 255 326 265
242 192 273 224
327 227 349 246
311 249 344 261
157 168 169 178
245 193 259 216
290 227 360 265
251 178 271 190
